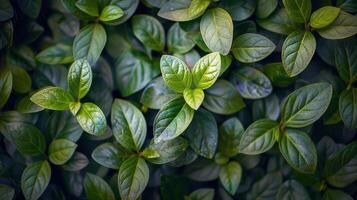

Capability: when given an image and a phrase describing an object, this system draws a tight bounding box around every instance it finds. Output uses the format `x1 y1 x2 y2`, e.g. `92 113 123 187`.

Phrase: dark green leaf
339 89 357 129
84 173 115 200
21 161 51 200
282 0 311 23
111 99 147 151
118 156 149 200
246 172 283 200
279 129 317 174
252 94 280 121
239 119 278 155
276 180 310 200
167 23 195 54
92 143 129 169
256 0 278 19
322 189 353 200
0 0 13 21
0 184 15 200
10 65 31 93
16 0 42 19
189 188 214 200
219 161 242 195
61 152 88 171
220 0 256 21
263 62 295 88
75 0 98 16
185 109 218 159
218 117 244 157
0 68 12 109
334 39 357 83
36 44 73 65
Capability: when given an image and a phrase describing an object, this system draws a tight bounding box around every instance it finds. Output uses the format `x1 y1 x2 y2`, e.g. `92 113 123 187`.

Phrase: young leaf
282 0 311 23
282 31 316 77
281 82 332 128
67 59 92 99
153 97 194 143
118 156 149 200
324 141 357 188
203 80 245 115
146 136 188 164
183 88 204 110
31 87 74 110
92 143 129 169
231 33 276 63
310 6 340 29
279 129 317 174
132 14 165 51
36 44 74 64
76 102 107 136
317 11 357 40
230 66 272 99
192 52 221 89
218 117 244 157
185 109 218 158
219 161 242 195
160 55 192 93
200 8 233 55
111 99 147 151
339 89 357 129
48 139 77 165
73 24 107 65
99 5 124 22
239 119 279 155
84 173 115 200
276 180 311 200
21 161 51 200
0 68 12 109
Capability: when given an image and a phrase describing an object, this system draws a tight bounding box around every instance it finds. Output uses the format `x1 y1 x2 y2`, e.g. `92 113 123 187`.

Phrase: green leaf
220 161 242 195
153 97 194 143
203 80 245 115
141 148 160 159
282 0 311 23
21 161 51 200
73 24 106 65
188 188 214 200
246 172 283 200
16 0 41 19
0 184 15 200
92 142 129 169
334 39 357 83
256 0 278 19
232 33 275 63
200 8 233 55
61 152 88 171
76 102 107 136
10 65 32 93
183 88 204 110
48 139 77 165
192 52 221 89
185 109 218 158
111 99 147 151
337 0 357 13
99 5 124 22
69 102 81 116
0 68 12 109
322 189 353 200
276 180 311 200
317 11 357 40
310 6 340 29
218 117 244 157
84 173 115 200
115 50 160 97
252 94 280 121
132 14 165 51
230 66 272 99
4 122 46 156
46 111 83 142
158 0 208 22
281 82 332 128
140 77 180 109
257 8 301 35
185 159 221 182
118 156 149 200
339 89 357 129
67 59 92 99
279 129 317 174
36 44 74 64
239 119 278 155
324 141 357 188
263 62 295 88
146 136 189 164
160 55 192 93
30 87 74 110
75 0 99 16
188 0 211 18
105 0 139 25
282 31 316 77
168 23 195 54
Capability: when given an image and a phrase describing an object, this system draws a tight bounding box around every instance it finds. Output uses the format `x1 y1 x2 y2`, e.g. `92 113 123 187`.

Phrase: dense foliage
0 0 357 199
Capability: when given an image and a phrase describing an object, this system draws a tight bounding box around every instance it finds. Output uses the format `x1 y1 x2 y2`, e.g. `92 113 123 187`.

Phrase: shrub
0 0 356 199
